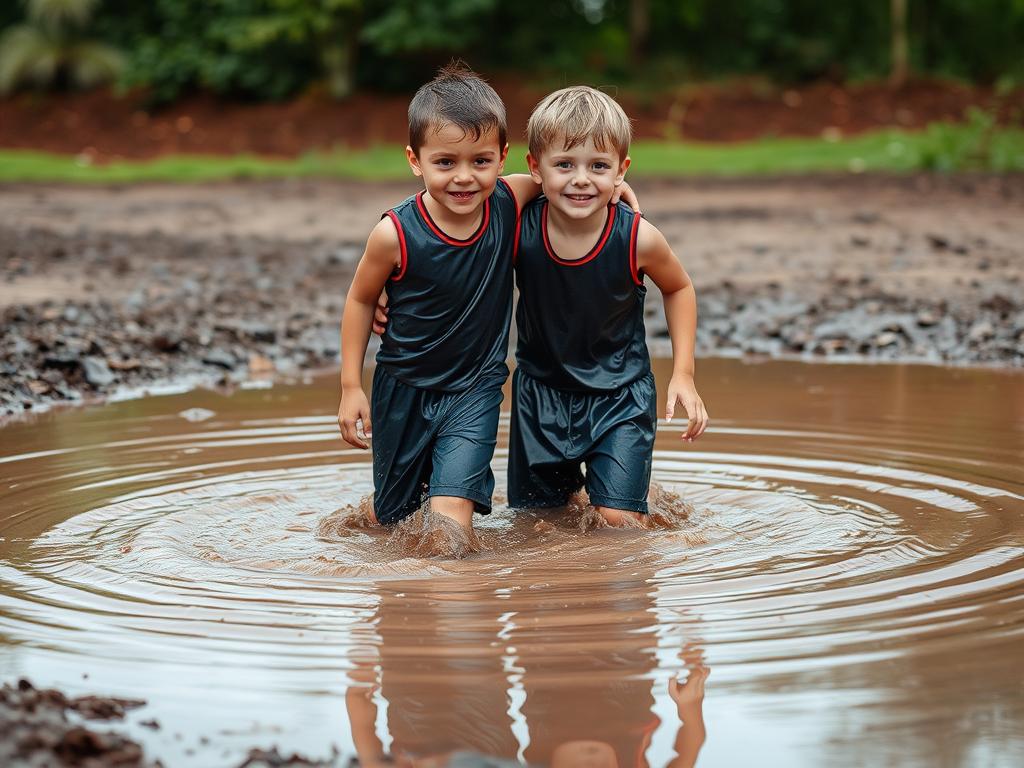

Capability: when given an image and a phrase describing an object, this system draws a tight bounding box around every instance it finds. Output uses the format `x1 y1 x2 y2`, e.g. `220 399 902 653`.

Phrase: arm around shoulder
501 173 541 212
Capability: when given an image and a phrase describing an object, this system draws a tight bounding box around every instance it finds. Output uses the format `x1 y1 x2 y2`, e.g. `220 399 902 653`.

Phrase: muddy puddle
0 357 1022 766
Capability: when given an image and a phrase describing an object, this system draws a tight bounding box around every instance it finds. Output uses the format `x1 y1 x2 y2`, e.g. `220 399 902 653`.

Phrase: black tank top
376 179 517 391
514 197 649 392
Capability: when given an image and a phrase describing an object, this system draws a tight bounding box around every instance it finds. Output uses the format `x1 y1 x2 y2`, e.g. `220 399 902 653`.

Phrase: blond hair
527 86 632 160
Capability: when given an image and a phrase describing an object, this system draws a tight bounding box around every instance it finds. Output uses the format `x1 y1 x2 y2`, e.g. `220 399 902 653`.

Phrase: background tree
0 0 122 95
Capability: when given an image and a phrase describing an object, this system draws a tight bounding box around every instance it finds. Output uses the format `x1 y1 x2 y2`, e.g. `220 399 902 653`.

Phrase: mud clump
0 678 158 767
528 484 695 532
316 496 378 540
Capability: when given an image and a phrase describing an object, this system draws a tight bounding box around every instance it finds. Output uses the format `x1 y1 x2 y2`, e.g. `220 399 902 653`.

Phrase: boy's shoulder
384 191 420 218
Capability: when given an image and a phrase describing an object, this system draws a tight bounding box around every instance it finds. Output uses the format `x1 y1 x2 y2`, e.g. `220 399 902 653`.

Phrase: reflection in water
0 359 1022 766
344 538 708 768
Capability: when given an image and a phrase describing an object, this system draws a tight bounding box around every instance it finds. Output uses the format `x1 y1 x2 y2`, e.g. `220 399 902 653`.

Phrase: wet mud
1 679 156 767
0 358 1021 766
2 174 1023 416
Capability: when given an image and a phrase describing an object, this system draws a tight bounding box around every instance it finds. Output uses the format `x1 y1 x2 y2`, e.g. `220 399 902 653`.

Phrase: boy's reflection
516 578 706 768
346 581 519 765
346 571 706 767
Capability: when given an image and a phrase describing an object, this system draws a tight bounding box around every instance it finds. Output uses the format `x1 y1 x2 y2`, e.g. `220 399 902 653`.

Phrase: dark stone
202 348 236 369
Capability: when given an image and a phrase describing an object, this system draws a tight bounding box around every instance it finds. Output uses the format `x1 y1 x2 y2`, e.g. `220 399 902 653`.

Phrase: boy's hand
372 293 389 336
613 180 641 213
669 665 709 711
666 374 708 442
339 388 373 449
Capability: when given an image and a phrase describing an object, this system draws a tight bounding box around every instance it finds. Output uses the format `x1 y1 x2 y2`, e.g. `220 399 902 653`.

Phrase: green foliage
97 0 359 104
361 0 496 54
3 0 1024 99
0 0 121 94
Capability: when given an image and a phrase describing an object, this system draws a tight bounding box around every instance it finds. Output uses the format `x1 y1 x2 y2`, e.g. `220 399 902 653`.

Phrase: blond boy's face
527 136 630 221
407 123 507 220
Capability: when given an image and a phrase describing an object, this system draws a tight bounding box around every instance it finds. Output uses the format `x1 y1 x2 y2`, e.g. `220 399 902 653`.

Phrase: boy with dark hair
510 85 708 527
339 64 524 532
339 66 637 536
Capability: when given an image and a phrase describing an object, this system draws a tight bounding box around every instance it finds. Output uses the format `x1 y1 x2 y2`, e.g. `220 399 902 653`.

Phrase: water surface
1 358 1022 766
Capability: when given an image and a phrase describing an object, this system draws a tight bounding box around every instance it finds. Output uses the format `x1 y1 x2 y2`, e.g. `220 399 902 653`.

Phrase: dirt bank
1 175 1022 417
2 78 1021 162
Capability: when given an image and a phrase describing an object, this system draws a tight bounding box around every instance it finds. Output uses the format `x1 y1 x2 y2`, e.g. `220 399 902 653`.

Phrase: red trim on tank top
541 202 616 266
415 191 490 247
498 178 522 265
628 211 643 286
384 210 408 281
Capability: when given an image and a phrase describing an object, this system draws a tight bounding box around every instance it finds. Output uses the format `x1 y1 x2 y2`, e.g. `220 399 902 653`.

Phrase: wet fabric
508 368 657 513
514 197 649 392
370 365 505 525
376 178 517 393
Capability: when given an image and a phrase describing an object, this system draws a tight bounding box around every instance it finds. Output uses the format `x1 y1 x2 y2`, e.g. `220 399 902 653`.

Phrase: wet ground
1 357 1022 766
2 175 1022 416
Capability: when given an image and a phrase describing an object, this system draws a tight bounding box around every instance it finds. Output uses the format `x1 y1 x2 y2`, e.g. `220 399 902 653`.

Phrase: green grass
2 123 1023 183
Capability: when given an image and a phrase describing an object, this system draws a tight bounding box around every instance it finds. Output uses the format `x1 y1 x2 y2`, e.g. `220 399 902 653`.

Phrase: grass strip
2 123 1022 183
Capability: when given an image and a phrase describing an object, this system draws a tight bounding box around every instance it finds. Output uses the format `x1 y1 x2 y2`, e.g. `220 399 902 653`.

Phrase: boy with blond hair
509 86 708 526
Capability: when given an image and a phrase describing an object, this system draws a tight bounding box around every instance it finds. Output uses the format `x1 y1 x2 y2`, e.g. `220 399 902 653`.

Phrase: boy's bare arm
502 173 641 212
339 219 401 448
637 219 709 441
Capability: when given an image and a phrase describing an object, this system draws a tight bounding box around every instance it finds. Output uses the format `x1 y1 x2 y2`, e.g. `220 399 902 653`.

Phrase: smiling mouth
565 193 595 202
447 191 478 201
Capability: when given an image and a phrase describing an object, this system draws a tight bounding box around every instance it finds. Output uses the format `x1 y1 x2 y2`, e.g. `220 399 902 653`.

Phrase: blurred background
1 1 1022 416
1 0 1023 174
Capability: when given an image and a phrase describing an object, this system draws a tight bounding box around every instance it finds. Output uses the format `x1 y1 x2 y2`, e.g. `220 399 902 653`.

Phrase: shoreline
2 175 1021 418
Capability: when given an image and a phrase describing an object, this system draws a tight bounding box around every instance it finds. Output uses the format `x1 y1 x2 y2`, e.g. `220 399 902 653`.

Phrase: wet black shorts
508 368 657 514
370 365 506 525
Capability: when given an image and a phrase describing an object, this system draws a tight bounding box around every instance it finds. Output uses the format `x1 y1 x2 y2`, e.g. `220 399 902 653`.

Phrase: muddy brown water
1 358 1022 767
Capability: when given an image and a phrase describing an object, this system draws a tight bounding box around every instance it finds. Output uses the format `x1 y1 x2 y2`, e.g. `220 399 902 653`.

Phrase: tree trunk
890 0 909 88
630 0 650 66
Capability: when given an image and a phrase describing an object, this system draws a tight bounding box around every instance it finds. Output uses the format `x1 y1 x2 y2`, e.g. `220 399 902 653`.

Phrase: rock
874 331 900 347
202 348 236 369
298 326 340 358
42 352 80 370
982 293 1016 314
178 407 216 422
152 330 183 352
248 354 275 374
968 321 995 343
82 356 116 387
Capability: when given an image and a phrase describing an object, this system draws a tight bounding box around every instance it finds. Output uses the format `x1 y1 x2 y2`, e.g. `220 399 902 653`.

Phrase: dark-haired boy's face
407 124 507 220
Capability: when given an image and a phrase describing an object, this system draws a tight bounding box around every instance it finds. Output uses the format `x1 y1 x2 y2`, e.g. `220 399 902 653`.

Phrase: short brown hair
527 86 632 160
408 63 507 154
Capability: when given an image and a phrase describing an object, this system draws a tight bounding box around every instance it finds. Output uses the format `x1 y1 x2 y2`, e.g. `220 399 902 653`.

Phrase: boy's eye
555 161 573 169
592 162 611 170
474 158 492 166
436 159 454 167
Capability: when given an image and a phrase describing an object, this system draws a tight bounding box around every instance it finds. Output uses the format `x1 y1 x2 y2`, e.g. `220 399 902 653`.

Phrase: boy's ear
499 143 509 171
614 155 632 185
406 146 423 177
526 152 543 184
